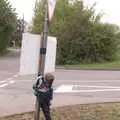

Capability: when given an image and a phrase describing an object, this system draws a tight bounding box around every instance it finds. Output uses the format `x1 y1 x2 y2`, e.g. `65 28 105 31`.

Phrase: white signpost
19 32 57 75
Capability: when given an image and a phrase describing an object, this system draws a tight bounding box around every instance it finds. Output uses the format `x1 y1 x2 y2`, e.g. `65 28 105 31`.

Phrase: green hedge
0 0 17 55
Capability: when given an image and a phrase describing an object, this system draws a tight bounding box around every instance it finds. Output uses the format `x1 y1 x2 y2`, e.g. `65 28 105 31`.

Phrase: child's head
44 73 55 87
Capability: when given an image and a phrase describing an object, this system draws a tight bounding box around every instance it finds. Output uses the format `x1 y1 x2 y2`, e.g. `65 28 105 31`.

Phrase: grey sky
9 0 120 26
84 0 120 26
10 0 36 22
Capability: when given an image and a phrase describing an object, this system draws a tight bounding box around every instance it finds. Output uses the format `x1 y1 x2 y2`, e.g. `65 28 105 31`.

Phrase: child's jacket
33 81 53 105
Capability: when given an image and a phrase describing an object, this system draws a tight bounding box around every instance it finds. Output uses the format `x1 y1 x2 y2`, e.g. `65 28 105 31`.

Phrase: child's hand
38 89 47 92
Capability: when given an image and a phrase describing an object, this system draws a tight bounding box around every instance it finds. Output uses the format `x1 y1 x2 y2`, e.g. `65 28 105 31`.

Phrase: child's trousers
40 102 51 120
37 94 51 120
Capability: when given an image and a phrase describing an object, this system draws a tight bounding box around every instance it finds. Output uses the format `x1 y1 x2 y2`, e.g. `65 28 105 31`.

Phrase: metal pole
38 2 49 76
34 0 49 120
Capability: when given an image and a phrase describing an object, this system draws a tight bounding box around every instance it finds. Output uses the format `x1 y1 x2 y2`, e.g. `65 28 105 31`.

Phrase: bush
0 0 17 55
31 0 119 64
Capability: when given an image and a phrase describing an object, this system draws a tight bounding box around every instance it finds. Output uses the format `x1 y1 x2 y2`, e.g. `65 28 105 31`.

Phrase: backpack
32 76 44 96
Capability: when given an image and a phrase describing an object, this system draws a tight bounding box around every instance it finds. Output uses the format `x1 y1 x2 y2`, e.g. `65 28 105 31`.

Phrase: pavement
1 50 120 117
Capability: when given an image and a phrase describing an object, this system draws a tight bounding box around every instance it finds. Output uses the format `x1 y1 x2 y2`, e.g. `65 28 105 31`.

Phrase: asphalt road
1 69 120 96
1 51 120 116
0 50 20 81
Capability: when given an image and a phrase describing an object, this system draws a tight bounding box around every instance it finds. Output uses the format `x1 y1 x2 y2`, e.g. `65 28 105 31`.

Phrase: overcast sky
9 0 36 22
9 0 120 26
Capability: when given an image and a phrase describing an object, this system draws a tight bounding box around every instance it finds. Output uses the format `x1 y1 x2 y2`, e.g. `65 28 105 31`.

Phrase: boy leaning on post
33 73 55 120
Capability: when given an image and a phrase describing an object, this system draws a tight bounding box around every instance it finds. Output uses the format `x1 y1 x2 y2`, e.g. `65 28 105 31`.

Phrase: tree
0 0 17 55
11 18 27 47
31 0 45 34
31 0 119 64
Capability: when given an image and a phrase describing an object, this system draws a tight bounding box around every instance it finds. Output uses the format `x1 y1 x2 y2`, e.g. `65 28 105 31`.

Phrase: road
0 50 20 81
1 52 120 116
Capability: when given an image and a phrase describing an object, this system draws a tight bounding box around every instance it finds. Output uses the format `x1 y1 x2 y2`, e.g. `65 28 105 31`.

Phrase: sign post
34 0 56 120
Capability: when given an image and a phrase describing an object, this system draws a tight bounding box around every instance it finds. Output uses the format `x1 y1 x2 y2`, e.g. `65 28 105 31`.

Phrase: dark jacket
33 79 53 105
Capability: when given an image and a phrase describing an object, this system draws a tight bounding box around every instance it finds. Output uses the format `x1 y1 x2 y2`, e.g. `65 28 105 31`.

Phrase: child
33 73 54 120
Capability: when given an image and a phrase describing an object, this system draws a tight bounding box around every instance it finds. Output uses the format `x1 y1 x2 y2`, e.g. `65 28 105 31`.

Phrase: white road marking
0 74 18 88
76 89 120 93
55 85 73 93
73 85 120 89
13 74 19 78
55 84 120 93
73 80 120 83
0 81 5 84
6 78 13 81
9 81 15 84
0 83 8 88
55 80 120 83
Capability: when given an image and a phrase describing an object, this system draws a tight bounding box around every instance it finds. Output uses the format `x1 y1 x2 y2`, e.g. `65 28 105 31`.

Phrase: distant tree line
31 0 120 64
0 0 17 55
0 0 27 55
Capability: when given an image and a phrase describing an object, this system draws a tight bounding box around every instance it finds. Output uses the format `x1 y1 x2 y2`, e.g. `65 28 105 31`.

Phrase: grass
1 103 120 120
60 61 120 69
7 47 20 51
0 47 20 56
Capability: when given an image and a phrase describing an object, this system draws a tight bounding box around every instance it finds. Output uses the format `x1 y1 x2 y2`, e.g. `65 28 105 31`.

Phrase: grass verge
1 103 120 120
58 49 120 69
58 61 120 69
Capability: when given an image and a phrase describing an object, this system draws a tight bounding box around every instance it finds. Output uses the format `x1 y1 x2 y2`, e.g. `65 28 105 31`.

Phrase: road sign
20 33 57 75
48 0 56 23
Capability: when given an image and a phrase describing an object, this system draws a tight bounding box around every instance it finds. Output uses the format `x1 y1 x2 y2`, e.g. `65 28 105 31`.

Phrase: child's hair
44 73 55 87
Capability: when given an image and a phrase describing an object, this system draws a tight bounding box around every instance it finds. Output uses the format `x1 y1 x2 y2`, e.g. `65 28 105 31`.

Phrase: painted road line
4 73 18 82
0 83 8 88
73 85 120 89
0 80 15 88
55 80 120 83
0 74 18 88
55 85 120 93
6 78 13 81
73 81 120 83
0 81 5 84
13 74 19 78
76 89 120 93
55 88 120 93
72 80 120 83
55 85 73 93
9 81 15 84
